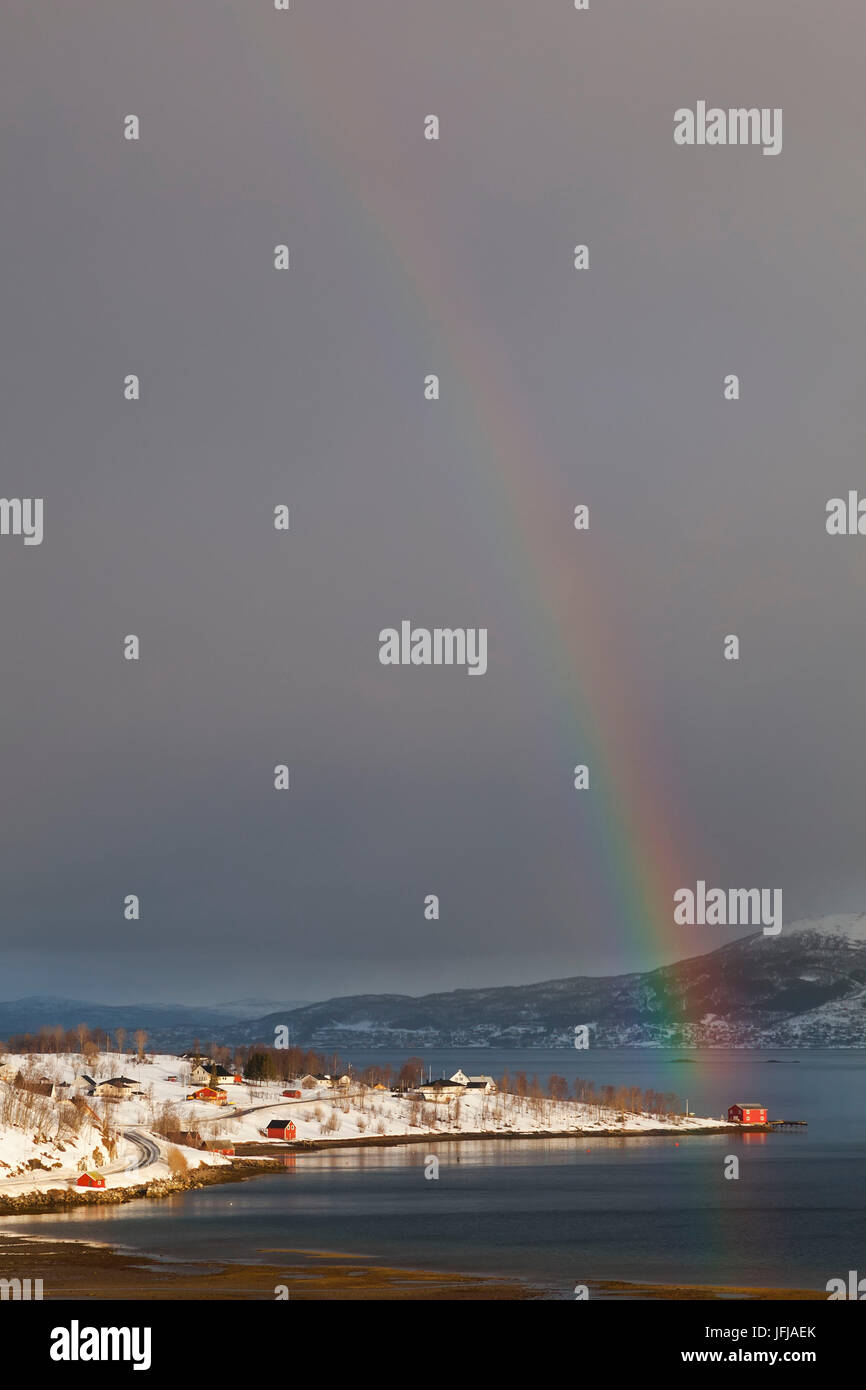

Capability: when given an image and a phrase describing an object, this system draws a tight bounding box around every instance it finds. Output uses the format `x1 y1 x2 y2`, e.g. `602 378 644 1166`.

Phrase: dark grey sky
1 1 864 1004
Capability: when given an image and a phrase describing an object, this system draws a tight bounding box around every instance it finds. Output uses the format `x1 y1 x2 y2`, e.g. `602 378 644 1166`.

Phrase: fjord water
13 1049 866 1296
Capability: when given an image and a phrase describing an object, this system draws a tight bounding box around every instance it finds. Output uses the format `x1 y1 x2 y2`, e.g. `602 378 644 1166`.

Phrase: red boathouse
728 1103 767 1124
76 1171 106 1188
265 1119 296 1140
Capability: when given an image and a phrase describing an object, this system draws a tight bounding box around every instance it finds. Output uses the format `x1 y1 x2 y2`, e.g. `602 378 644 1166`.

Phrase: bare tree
397 1056 426 1088
115 1027 127 1056
134 1029 148 1061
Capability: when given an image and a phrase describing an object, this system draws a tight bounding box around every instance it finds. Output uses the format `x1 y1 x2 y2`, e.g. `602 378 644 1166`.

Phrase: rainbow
241 11 706 987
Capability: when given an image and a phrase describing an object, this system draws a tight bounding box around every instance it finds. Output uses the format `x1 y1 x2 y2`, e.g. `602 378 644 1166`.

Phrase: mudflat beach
0 1234 826 1301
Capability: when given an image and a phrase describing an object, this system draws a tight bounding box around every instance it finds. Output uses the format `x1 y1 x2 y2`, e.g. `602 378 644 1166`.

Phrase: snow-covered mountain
223 915 866 1049
3 917 866 1050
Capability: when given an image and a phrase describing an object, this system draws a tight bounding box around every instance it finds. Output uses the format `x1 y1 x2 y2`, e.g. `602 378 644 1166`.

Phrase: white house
450 1069 497 1093
192 1064 239 1086
417 1079 465 1102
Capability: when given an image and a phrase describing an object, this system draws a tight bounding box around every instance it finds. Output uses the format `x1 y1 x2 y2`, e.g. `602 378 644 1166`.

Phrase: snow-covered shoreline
0 1051 740 1203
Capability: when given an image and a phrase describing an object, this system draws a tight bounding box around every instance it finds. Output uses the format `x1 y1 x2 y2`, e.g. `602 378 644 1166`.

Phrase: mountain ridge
3 915 866 1049
222 915 866 1049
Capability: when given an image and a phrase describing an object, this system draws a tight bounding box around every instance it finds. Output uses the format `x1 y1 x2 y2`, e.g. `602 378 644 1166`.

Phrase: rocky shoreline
0 1159 277 1217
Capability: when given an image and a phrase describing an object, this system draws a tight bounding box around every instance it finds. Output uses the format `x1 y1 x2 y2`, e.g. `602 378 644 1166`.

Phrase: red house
76 1171 106 1188
728 1103 767 1124
186 1087 228 1105
265 1119 296 1140
282 1090 301 1099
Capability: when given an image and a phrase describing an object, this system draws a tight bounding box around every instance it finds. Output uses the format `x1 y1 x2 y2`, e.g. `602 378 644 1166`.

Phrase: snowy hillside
777 913 866 943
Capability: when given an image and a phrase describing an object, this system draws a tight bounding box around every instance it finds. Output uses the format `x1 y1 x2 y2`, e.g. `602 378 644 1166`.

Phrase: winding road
120 1128 161 1170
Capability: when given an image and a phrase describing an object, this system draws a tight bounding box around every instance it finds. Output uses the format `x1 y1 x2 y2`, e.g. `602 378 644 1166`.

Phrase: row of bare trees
500 1073 682 1117
1 1024 149 1061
